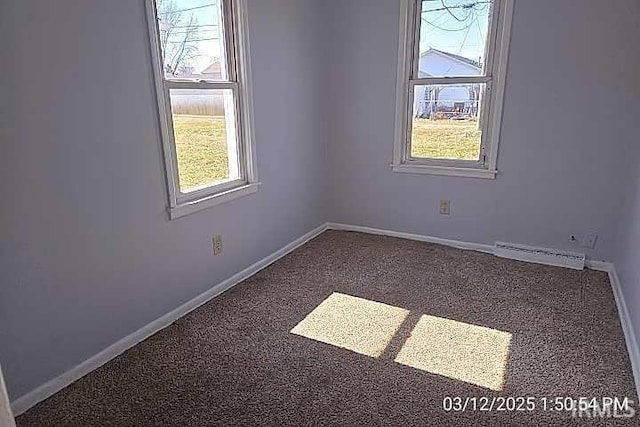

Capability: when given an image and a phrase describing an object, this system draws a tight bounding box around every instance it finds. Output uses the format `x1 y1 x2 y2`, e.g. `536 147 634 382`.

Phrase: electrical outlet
581 233 598 249
212 235 223 255
439 200 451 215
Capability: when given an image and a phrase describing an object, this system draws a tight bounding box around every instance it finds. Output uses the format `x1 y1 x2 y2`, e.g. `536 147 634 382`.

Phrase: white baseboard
1 365 16 427
326 222 494 254
584 259 612 272
10 223 328 416
327 222 640 398
605 266 640 400
585 260 640 399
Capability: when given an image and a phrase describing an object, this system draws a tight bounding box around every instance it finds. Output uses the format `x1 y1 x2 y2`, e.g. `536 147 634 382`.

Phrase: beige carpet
15 231 637 426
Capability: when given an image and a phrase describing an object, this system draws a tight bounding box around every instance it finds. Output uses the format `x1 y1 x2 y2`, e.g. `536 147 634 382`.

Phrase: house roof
421 48 481 70
201 62 221 75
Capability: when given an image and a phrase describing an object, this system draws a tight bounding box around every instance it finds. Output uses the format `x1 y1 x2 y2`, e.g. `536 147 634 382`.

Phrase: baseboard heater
493 242 585 270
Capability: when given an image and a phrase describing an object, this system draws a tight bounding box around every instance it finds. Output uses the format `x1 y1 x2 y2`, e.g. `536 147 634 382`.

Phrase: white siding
413 50 482 117
418 50 481 77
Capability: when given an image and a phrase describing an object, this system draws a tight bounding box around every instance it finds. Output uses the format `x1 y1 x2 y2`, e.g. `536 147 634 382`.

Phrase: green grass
172 114 229 192
411 119 481 161
172 116 481 191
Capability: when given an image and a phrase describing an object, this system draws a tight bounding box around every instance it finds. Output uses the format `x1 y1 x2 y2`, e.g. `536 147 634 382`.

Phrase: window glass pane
418 0 494 77
155 0 229 80
411 83 484 161
169 88 240 193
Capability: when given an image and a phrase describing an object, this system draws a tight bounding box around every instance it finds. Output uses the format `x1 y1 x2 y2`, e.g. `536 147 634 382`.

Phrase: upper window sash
162 80 239 90
410 76 491 85
157 0 237 84
410 0 500 80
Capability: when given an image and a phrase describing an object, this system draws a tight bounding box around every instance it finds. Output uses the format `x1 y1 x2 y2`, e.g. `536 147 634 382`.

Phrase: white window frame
145 0 258 219
392 0 514 179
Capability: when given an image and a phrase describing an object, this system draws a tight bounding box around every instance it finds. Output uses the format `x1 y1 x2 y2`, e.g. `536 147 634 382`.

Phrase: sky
156 0 492 74
156 0 223 74
419 0 492 65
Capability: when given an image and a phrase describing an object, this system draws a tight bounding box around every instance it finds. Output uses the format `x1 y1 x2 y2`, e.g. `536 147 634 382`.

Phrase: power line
456 21 472 54
422 7 451 30
421 0 489 33
166 24 219 28
439 19 473 75
422 16 475 32
162 28 219 34
423 1 492 13
441 0 466 22
475 14 486 44
166 37 219 43
158 3 215 15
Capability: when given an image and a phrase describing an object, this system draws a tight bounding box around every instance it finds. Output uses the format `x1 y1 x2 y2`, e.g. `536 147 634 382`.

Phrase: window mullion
163 80 238 91
410 76 491 86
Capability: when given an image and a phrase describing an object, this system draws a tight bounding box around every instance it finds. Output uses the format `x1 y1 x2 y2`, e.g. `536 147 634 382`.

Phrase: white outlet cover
439 200 450 215
213 235 223 254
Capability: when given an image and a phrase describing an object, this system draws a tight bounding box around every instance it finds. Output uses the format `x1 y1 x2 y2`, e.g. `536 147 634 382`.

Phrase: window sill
168 182 260 220
391 163 497 179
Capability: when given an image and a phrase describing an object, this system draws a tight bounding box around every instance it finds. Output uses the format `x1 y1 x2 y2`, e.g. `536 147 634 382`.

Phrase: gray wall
325 0 639 261
0 0 327 399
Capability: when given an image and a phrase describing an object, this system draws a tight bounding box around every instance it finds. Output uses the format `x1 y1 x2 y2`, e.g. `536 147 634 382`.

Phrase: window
146 0 257 219
393 0 513 178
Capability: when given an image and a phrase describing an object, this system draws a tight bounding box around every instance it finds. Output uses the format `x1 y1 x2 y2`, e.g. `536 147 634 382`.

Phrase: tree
156 0 202 76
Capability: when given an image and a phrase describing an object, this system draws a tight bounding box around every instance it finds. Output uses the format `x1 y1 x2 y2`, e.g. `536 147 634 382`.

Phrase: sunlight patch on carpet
395 315 511 391
290 293 409 358
291 293 512 391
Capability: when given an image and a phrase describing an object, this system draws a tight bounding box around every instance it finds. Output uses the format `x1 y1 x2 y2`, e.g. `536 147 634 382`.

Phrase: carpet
15 230 637 426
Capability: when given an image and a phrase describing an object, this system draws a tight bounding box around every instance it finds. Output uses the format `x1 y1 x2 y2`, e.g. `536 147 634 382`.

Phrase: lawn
171 116 481 192
411 119 481 161
172 114 229 192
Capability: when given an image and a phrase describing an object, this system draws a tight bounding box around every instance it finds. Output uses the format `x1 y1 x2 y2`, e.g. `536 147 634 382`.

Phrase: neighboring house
168 62 222 80
413 49 482 119
201 62 223 80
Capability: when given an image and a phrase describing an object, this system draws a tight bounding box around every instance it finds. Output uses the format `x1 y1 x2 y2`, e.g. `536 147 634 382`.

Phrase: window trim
392 0 514 179
145 0 258 219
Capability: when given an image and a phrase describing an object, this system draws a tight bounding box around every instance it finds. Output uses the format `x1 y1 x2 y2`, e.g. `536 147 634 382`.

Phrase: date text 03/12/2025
442 396 635 418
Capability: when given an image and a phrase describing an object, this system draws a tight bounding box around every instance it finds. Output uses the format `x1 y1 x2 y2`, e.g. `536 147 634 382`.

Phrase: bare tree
156 0 201 76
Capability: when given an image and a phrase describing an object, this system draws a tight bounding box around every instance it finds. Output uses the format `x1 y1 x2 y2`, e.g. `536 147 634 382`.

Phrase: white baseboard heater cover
493 242 585 270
